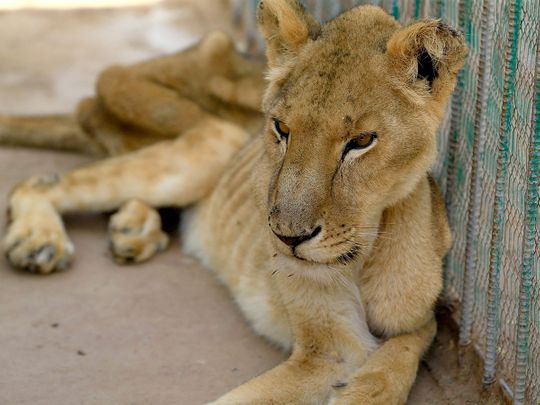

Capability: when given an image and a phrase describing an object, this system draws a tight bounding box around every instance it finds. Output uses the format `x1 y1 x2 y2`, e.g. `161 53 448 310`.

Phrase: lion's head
253 0 467 266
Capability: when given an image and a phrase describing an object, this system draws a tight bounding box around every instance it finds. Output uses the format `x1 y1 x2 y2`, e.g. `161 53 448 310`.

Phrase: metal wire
459 0 496 346
442 0 464 299
484 0 521 386
512 5 540 403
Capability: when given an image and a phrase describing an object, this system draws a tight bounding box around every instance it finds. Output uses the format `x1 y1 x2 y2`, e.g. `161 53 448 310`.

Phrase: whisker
365 231 397 241
350 222 398 228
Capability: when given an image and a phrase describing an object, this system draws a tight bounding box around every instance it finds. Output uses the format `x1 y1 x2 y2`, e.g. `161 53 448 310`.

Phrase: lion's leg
0 113 104 155
96 66 211 137
76 97 174 156
329 317 437 405
3 118 250 273
108 200 169 264
210 353 344 405
210 274 380 405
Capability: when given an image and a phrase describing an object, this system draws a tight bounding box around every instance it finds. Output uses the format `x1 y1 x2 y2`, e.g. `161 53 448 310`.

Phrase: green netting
234 1 540 403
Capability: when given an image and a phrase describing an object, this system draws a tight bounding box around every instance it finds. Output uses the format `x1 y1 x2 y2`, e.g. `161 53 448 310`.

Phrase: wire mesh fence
232 1 540 403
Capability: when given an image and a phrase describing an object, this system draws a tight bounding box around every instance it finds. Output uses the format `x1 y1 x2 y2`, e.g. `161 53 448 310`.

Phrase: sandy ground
0 2 491 404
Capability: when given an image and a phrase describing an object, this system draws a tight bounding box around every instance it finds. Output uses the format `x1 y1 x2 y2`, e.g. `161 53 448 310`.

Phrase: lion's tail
0 113 104 156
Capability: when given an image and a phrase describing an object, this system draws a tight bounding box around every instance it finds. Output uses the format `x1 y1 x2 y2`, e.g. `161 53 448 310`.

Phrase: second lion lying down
2 2 466 404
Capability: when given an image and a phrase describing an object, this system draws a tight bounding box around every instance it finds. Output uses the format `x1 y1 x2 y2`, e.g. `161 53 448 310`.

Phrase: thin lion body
2 2 466 404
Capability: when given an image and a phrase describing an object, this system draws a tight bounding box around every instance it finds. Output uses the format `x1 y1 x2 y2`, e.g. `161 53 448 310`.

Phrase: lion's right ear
257 0 320 68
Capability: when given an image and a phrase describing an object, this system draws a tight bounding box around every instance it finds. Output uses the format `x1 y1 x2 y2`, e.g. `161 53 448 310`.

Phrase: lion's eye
272 119 290 141
342 131 378 159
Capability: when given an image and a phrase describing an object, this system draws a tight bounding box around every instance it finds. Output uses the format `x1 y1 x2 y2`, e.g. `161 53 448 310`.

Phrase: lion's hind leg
95 65 211 138
3 118 250 273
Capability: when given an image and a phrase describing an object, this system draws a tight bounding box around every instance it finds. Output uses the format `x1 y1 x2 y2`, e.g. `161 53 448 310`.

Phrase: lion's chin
271 253 360 284
292 245 361 266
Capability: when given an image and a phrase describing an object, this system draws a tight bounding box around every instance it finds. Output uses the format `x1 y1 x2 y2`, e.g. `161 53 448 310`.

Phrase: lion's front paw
4 206 74 274
108 200 169 264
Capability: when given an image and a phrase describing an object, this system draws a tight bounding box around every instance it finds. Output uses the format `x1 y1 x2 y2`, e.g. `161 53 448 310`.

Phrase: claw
31 244 56 266
332 381 348 389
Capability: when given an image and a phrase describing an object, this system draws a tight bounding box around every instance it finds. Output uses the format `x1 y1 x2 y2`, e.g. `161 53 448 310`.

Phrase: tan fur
0 31 265 156
2 2 466 404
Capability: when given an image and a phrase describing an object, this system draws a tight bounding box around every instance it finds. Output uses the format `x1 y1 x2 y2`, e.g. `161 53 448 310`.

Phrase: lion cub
3 2 466 404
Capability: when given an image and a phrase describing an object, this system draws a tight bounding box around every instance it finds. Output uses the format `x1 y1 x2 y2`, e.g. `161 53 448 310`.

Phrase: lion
2 1 467 404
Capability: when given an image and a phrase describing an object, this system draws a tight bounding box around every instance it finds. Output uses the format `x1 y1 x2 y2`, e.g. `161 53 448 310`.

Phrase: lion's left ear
386 19 468 101
257 0 321 68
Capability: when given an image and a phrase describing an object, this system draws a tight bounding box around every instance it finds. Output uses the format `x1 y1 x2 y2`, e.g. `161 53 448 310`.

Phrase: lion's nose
272 226 321 248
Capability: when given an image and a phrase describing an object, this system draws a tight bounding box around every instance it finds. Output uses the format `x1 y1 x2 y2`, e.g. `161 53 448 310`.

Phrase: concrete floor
0 2 491 404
